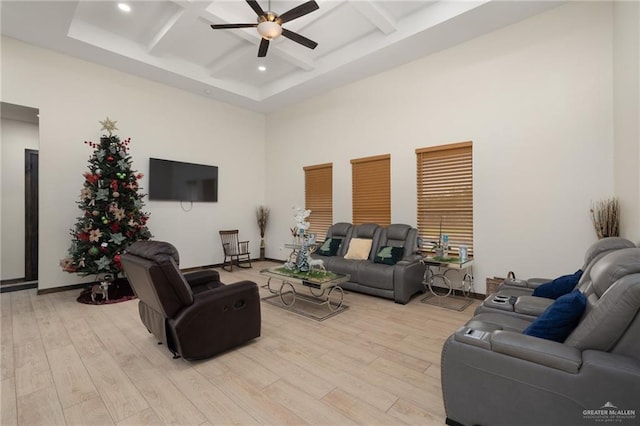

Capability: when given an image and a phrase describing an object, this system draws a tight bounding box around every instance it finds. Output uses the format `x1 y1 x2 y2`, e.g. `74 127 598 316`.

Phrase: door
25 149 38 281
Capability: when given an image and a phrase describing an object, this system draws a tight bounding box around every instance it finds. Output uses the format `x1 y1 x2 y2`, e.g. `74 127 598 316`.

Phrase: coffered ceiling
1 1 563 113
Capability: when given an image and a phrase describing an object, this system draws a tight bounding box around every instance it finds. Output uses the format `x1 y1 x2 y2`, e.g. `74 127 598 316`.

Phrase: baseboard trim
38 283 87 295
1 282 38 293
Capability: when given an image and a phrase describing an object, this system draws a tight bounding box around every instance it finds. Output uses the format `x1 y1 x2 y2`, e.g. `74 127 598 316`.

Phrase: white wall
1 37 266 290
613 1 640 243
1 118 39 280
265 2 617 293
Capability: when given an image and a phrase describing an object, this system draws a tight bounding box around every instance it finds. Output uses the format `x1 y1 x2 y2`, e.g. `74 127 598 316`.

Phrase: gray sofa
475 237 636 320
311 222 425 304
441 247 640 426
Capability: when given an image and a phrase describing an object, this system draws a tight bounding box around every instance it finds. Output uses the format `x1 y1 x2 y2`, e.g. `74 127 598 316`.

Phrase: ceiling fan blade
258 38 270 57
281 28 318 50
278 0 319 24
211 23 257 29
246 0 266 17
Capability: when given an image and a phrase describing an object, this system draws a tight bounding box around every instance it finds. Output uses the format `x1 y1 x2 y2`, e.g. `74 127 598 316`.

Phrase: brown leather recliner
121 240 261 360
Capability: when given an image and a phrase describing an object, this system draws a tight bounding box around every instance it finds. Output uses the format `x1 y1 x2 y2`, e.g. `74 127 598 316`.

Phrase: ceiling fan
210 0 319 58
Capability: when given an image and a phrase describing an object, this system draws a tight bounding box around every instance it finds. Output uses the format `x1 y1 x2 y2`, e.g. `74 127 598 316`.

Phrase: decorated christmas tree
61 118 151 279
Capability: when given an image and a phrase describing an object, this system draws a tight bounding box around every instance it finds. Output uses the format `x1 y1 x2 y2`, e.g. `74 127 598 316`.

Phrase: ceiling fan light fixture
257 21 282 40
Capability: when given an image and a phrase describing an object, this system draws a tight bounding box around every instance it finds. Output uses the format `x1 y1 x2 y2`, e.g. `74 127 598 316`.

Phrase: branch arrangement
256 205 269 238
590 197 619 239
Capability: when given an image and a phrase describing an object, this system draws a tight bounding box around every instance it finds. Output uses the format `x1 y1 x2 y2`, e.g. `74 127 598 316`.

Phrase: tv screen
148 158 218 202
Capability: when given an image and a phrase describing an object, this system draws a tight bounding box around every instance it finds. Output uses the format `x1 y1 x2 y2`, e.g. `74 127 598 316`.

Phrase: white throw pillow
344 238 373 260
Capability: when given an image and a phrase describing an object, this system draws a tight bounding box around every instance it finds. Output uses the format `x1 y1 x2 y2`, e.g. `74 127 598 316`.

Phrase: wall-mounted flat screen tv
149 158 218 202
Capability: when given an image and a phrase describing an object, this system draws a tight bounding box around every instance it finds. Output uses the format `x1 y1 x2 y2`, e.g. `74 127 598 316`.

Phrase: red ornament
111 222 120 233
83 172 99 184
107 156 114 161
111 180 118 190
78 232 90 241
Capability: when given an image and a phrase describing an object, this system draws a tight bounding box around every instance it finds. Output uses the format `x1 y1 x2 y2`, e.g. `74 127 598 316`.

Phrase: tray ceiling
1 1 563 113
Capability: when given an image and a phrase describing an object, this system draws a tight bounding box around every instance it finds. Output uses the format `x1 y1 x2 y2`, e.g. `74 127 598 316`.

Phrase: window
351 154 390 226
304 163 333 240
416 141 473 255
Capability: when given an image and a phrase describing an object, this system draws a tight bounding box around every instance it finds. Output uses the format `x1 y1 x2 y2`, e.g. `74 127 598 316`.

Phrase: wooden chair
219 230 252 271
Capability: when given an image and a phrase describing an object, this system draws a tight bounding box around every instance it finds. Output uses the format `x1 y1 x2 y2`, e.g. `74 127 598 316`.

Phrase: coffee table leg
309 287 325 298
327 286 344 311
279 281 296 307
266 277 278 294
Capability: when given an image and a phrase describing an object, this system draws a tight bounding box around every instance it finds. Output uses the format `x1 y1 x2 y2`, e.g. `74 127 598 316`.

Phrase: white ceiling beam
270 42 315 71
146 9 185 53
348 0 397 35
146 2 210 54
205 44 256 76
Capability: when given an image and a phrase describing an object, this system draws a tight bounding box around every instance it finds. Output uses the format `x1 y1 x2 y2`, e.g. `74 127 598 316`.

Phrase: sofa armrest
526 277 552 287
514 295 553 316
169 280 261 360
499 277 551 291
392 259 426 304
501 278 529 288
397 254 423 264
183 269 220 287
490 330 582 373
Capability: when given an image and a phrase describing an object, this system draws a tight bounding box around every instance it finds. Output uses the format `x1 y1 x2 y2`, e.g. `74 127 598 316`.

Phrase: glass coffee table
260 266 350 311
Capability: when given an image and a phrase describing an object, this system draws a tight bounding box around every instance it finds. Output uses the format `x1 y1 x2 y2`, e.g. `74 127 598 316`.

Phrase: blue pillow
531 269 583 299
523 290 586 342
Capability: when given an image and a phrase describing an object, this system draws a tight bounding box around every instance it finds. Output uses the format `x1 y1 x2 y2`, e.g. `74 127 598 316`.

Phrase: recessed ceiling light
118 3 131 12
258 65 267 72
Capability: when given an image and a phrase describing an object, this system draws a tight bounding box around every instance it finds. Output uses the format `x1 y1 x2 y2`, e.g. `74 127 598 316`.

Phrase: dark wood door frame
25 149 38 281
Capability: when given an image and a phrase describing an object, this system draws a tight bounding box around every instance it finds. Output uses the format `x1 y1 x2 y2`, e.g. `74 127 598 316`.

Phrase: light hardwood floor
1 261 477 425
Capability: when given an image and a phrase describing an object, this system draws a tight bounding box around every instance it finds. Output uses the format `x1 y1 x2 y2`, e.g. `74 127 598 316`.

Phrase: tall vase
259 237 265 261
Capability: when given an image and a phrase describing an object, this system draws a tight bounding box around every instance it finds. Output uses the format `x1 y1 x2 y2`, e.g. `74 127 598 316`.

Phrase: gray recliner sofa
494 237 636 297
476 237 636 320
312 222 425 304
441 247 640 426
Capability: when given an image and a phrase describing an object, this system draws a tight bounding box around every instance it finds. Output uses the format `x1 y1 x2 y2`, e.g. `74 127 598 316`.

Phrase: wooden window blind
416 141 473 255
351 154 391 226
304 163 333 240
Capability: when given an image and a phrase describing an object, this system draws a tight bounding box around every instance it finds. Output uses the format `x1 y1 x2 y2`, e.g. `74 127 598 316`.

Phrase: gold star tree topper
99 117 118 136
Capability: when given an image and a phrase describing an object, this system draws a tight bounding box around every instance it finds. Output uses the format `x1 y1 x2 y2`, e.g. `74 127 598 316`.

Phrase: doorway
1 102 39 292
